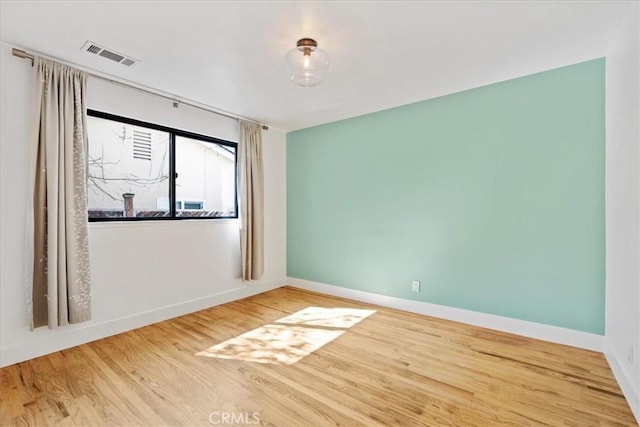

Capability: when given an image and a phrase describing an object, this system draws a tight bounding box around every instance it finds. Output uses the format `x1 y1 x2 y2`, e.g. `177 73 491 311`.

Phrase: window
86 110 237 221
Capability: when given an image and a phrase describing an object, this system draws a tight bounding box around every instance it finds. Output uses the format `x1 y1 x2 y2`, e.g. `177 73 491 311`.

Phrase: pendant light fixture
285 38 330 87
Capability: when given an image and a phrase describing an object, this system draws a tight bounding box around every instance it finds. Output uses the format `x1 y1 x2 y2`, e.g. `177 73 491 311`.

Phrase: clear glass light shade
285 46 330 87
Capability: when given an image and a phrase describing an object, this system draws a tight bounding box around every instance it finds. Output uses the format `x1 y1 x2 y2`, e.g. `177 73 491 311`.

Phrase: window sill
88 217 239 229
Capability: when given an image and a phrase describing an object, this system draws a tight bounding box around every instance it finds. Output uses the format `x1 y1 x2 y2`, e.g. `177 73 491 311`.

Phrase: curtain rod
11 48 269 131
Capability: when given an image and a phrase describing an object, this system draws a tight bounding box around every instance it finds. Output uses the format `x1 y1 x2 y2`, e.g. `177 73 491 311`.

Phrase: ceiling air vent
121 58 136 67
80 40 139 67
86 44 101 54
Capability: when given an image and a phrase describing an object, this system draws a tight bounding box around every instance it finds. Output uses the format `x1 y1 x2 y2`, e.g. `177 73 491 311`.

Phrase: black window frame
87 109 238 222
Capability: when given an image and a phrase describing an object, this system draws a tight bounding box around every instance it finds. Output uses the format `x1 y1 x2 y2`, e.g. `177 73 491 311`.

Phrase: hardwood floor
1 286 636 426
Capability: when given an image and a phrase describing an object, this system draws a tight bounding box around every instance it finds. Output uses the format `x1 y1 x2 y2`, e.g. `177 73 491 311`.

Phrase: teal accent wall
287 59 605 334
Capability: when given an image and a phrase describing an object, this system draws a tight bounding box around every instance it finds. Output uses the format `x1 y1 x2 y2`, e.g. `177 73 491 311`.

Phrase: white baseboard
605 343 640 423
0 279 284 368
287 277 604 352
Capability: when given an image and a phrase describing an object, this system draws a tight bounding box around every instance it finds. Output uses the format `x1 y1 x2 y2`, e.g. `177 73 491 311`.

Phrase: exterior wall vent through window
133 130 152 161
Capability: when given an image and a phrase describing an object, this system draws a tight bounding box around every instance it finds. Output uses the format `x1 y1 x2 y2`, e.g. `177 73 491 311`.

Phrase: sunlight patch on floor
275 307 376 328
196 324 344 365
196 307 376 365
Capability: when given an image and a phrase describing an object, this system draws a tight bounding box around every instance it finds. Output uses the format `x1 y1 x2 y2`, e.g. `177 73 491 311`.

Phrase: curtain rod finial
12 48 27 58
12 48 35 65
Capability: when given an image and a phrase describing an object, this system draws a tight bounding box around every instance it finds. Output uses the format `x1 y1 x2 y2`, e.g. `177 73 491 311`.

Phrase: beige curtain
238 121 264 281
26 57 92 329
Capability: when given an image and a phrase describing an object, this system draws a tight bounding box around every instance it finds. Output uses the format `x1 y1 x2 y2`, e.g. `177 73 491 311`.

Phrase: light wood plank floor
1 287 636 426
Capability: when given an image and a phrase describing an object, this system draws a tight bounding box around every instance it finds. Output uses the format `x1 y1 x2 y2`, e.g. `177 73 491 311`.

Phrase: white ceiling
0 1 633 131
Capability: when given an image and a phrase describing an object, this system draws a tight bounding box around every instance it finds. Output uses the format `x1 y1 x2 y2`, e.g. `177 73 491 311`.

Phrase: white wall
0 42 287 367
605 2 640 420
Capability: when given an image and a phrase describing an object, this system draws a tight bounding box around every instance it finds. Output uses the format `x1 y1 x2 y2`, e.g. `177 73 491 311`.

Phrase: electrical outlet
628 344 634 364
411 280 421 292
